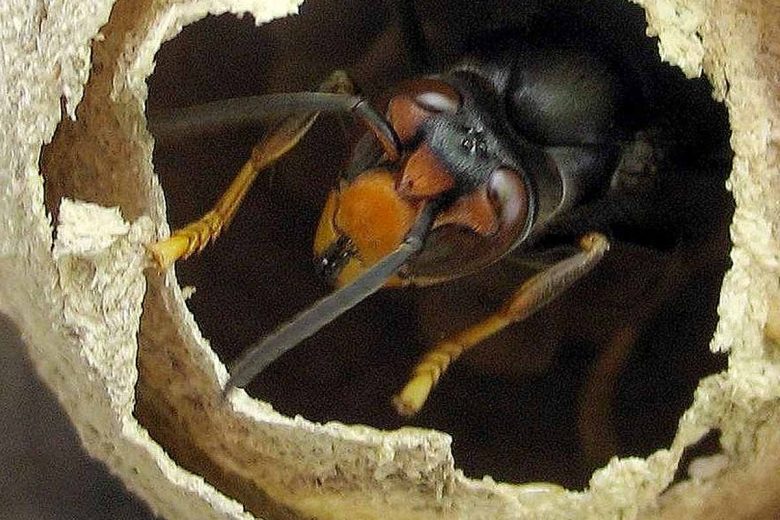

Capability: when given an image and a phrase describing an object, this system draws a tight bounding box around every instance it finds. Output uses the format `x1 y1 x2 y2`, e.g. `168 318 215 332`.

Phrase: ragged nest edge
0 0 777 519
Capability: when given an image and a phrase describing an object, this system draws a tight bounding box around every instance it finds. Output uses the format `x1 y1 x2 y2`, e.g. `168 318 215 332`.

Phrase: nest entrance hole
142 0 734 491
32 0 735 515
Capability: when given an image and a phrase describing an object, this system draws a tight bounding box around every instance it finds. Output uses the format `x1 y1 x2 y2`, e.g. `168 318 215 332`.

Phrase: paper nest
0 0 778 518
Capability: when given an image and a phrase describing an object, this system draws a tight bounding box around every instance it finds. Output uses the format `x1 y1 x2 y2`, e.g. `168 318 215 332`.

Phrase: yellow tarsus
393 315 509 416
147 159 257 270
393 232 609 417
147 70 354 271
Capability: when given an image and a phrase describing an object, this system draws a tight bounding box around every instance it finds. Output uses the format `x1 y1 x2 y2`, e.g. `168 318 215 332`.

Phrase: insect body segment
149 37 660 416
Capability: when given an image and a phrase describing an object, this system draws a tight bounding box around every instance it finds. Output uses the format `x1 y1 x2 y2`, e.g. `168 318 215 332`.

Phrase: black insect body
385 44 642 284
147 33 707 417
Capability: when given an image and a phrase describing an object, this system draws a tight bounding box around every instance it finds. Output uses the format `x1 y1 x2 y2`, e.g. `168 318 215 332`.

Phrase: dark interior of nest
144 0 733 489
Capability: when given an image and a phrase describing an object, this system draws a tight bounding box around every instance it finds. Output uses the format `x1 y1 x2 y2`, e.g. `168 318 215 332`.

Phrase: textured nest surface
0 0 778 519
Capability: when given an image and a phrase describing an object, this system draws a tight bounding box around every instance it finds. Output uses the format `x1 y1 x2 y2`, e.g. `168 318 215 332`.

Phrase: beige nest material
0 0 778 518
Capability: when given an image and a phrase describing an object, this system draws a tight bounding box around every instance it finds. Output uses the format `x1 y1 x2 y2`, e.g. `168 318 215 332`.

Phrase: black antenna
224 201 439 392
148 92 401 161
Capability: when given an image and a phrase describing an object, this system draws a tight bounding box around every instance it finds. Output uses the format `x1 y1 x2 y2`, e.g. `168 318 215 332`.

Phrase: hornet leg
393 232 610 416
147 71 359 270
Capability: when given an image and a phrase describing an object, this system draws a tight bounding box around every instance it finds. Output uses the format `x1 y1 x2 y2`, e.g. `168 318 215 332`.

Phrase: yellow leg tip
392 375 434 417
146 235 191 271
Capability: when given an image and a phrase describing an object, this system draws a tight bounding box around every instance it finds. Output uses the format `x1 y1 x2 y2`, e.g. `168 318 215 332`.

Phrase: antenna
224 201 438 392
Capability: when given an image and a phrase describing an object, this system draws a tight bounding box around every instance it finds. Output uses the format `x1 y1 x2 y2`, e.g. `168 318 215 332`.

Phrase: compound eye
387 79 461 144
488 167 527 228
408 79 461 114
407 167 532 284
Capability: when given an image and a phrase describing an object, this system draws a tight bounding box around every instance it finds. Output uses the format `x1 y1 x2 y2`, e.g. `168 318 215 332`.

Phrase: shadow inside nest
141 0 733 490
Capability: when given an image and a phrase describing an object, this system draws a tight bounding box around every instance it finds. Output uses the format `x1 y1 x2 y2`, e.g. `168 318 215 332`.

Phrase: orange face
314 169 420 287
313 82 533 289
313 158 530 288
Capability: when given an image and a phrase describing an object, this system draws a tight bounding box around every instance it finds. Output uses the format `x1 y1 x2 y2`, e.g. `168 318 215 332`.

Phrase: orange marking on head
314 190 340 257
398 144 455 199
435 185 499 236
333 257 405 288
334 169 419 265
387 95 432 144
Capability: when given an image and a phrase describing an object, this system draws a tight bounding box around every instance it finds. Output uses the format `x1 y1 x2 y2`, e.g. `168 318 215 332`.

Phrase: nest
1 0 778 518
